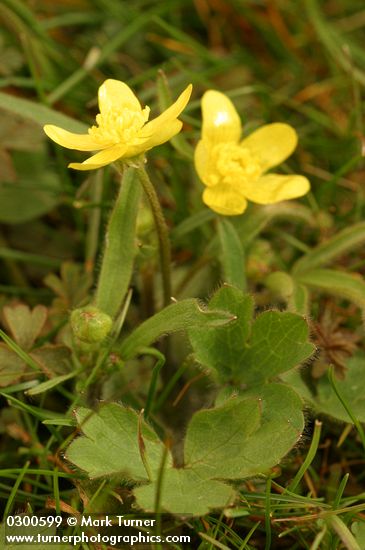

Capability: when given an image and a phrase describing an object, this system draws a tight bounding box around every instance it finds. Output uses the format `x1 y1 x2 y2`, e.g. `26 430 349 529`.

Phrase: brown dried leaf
30 345 72 376
3 304 48 349
0 148 16 182
0 343 26 387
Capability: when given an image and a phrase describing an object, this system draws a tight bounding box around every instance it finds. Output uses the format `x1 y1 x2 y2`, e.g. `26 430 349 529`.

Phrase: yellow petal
137 119 182 153
241 123 298 171
244 173 310 204
194 140 209 183
68 145 126 171
139 84 192 139
203 185 247 216
44 125 112 151
98 79 141 113
201 90 241 144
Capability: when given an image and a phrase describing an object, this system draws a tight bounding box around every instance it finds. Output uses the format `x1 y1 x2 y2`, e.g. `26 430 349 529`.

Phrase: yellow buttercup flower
44 79 192 171
194 90 310 215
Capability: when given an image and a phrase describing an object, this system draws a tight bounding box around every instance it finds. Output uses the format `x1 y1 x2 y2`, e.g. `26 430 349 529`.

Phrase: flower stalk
136 165 172 307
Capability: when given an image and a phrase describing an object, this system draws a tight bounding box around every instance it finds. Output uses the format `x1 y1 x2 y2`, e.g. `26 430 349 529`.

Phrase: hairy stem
136 165 172 307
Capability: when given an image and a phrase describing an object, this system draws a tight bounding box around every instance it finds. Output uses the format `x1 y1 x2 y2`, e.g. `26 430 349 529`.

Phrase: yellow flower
44 80 192 171
194 90 310 215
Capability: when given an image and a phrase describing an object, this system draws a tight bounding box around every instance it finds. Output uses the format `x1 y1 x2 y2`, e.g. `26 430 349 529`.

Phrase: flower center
207 142 262 187
88 106 150 145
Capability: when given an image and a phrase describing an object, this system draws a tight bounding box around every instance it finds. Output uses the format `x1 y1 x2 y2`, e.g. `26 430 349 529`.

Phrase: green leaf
0 91 87 132
134 469 234 515
66 403 170 480
188 286 254 381
238 383 304 475
233 202 315 247
65 389 303 514
0 111 44 152
218 218 246 291
26 370 79 396
237 310 315 385
171 209 214 241
293 222 365 274
0 180 59 224
351 521 365 549
95 168 142 319
188 285 313 384
42 418 75 427
187 384 304 479
0 151 61 224
310 354 365 423
119 297 236 360
296 269 365 306
0 380 39 394
0 247 61 268
185 397 261 479
280 369 314 401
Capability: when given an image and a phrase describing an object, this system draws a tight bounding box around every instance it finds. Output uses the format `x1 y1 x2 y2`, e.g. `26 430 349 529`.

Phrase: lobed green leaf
188 285 254 381
66 403 170 480
238 311 315 385
187 384 304 479
185 397 261 478
134 469 234 515
188 285 314 384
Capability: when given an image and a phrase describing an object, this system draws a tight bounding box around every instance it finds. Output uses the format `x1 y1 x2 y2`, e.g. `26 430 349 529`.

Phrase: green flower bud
70 306 113 343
